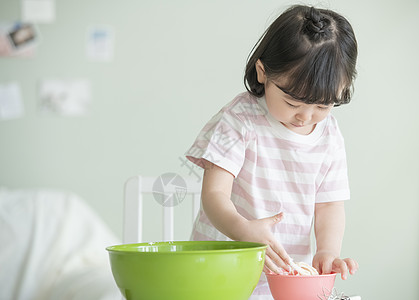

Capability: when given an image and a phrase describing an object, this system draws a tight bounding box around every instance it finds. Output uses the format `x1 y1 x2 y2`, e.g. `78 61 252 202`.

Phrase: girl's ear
255 59 267 84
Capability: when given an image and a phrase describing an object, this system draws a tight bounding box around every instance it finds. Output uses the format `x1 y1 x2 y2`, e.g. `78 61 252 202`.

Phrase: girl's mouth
291 123 304 127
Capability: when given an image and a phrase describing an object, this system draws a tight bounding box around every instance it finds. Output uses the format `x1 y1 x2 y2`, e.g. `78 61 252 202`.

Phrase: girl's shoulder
321 114 346 149
324 114 343 136
220 92 265 119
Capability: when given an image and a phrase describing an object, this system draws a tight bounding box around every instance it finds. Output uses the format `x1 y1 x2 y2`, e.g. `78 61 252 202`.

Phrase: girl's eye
317 105 330 110
285 101 299 108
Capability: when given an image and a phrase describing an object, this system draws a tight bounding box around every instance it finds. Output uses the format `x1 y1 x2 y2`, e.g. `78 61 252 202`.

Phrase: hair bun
303 7 332 39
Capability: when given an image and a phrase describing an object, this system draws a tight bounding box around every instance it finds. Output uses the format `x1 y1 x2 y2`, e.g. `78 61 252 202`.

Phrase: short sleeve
185 108 247 177
315 123 350 203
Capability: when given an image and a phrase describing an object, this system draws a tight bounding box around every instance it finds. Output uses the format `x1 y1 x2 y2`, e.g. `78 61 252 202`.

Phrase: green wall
1 0 419 298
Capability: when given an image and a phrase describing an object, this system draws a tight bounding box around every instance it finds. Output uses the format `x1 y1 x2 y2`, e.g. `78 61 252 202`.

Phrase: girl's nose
296 110 311 122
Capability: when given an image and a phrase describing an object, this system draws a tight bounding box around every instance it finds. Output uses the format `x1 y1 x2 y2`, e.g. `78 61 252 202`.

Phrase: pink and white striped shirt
185 92 350 299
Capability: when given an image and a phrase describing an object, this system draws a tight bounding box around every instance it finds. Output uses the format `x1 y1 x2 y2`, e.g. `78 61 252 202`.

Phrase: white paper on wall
86 25 115 62
0 82 24 120
21 0 56 24
39 79 92 116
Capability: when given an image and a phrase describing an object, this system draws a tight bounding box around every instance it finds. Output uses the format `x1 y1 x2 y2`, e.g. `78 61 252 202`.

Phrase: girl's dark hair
244 5 358 106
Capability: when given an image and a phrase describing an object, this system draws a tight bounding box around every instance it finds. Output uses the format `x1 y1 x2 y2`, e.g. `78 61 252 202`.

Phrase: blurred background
1 0 418 299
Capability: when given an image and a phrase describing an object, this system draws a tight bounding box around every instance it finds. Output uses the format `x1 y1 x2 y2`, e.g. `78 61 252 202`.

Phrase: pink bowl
266 273 336 300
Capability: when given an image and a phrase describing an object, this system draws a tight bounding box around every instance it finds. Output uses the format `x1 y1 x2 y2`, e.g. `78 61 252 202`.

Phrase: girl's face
255 60 333 135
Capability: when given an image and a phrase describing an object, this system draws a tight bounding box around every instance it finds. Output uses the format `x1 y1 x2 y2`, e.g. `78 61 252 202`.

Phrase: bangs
274 42 354 106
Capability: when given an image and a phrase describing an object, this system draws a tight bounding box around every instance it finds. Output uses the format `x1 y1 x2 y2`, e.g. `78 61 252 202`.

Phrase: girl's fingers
332 258 349 280
265 245 290 272
271 239 291 264
343 258 359 274
263 265 271 274
331 258 359 279
312 260 320 274
264 252 281 274
256 212 291 274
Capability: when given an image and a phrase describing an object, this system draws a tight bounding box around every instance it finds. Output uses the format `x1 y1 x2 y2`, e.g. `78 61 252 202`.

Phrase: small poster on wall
39 79 92 116
0 22 39 58
86 25 115 62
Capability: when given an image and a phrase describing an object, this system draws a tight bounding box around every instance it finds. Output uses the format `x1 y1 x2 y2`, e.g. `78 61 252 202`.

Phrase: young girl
185 5 359 299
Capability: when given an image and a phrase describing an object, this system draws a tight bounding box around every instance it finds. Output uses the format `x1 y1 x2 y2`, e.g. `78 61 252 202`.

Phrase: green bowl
106 241 267 300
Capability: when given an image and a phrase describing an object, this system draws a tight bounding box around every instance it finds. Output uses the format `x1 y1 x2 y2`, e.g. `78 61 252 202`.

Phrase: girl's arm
313 201 358 279
201 159 291 273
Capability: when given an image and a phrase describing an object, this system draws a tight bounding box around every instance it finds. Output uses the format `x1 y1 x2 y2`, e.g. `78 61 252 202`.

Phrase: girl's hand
312 251 359 280
238 212 291 274
199 161 290 274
